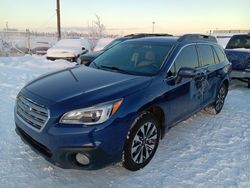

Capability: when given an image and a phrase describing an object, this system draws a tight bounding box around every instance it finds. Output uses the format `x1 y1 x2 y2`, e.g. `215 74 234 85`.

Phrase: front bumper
15 126 121 169
14 89 136 170
15 103 133 170
230 70 250 79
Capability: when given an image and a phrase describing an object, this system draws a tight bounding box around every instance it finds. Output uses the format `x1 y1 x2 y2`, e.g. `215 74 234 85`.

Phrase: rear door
196 44 219 106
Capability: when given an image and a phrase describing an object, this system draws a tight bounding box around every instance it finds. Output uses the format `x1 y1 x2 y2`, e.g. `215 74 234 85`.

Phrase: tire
72 57 77 62
205 84 227 115
122 113 160 171
46 57 55 61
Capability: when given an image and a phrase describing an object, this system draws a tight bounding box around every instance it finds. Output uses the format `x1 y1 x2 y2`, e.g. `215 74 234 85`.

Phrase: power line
34 12 57 30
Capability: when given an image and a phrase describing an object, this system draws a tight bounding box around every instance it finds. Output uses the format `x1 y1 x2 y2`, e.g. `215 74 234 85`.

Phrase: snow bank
0 54 74 70
0 56 249 188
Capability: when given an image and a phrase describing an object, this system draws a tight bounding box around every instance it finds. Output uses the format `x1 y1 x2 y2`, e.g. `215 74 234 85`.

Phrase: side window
212 48 220 64
213 46 225 62
174 45 199 74
197 45 215 66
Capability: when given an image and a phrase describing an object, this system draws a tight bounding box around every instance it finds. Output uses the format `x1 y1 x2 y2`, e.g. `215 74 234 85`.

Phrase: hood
24 66 152 107
225 49 250 70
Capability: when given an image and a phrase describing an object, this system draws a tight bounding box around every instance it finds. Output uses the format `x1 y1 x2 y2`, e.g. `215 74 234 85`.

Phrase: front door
165 45 202 125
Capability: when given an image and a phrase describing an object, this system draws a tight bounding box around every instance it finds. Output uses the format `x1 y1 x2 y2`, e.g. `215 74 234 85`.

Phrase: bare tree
87 14 106 48
93 14 105 38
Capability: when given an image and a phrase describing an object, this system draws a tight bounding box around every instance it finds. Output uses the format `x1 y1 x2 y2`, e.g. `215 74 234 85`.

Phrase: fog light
75 153 90 165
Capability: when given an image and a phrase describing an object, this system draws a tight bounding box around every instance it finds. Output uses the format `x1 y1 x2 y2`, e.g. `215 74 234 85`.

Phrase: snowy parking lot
0 55 249 188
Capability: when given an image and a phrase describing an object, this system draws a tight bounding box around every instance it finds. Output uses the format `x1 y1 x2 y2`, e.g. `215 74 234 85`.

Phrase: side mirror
175 67 196 84
177 67 196 78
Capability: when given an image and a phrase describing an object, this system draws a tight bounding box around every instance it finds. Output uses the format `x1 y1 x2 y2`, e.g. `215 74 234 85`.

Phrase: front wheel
205 84 227 115
122 113 160 171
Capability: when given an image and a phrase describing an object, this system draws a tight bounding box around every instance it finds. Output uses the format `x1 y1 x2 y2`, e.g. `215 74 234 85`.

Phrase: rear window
213 46 225 62
226 35 250 49
197 45 215 66
212 48 220 64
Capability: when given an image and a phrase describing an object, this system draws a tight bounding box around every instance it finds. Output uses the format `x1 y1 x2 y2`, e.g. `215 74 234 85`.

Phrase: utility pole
56 0 61 40
152 21 155 33
26 29 31 54
5 22 8 31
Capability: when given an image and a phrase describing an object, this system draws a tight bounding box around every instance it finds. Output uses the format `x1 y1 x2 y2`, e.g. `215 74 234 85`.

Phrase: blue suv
15 34 231 171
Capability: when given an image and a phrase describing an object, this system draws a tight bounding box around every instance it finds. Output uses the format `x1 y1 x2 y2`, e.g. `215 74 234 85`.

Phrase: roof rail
178 34 217 43
124 33 173 38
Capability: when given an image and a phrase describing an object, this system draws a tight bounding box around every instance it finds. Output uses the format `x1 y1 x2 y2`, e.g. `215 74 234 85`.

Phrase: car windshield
90 42 173 76
226 35 250 49
103 38 124 50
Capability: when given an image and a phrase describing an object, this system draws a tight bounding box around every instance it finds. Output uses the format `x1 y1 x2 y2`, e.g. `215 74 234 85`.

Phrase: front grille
16 95 49 131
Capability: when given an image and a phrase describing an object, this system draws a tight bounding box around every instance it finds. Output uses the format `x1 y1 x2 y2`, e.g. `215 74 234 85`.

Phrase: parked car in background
93 38 115 52
224 34 250 88
47 38 91 62
79 33 172 65
15 34 231 171
32 42 51 55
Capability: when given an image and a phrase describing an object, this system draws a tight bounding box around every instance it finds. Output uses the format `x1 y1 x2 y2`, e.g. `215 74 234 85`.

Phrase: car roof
231 34 250 37
123 36 179 45
124 34 219 46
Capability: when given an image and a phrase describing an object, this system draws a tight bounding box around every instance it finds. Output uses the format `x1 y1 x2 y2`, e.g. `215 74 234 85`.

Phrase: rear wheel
205 84 227 115
122 113 160 171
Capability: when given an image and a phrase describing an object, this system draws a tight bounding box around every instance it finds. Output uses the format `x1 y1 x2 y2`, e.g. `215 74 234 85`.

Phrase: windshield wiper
99 65 136 75
91 61 100 69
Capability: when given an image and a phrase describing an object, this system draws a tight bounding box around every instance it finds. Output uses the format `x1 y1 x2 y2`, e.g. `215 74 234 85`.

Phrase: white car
47 38 91 62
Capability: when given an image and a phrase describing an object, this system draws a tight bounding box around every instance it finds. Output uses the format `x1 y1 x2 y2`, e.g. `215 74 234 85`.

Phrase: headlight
59 99 123 125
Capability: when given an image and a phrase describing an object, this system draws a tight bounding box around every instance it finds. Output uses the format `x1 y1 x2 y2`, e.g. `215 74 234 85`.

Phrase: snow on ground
0 55 249 188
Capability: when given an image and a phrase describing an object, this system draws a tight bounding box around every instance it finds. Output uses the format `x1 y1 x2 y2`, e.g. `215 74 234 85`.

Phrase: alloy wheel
131 122 158 164
215 86 226 112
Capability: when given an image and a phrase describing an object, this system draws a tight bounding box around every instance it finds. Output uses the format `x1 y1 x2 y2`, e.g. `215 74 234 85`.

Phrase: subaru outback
15 34 231 171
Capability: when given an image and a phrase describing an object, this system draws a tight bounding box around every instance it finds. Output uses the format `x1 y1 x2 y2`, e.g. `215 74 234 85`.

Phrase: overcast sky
1 0 250 34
